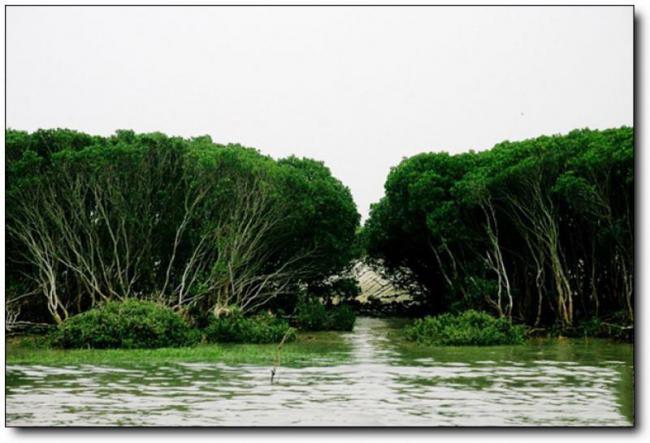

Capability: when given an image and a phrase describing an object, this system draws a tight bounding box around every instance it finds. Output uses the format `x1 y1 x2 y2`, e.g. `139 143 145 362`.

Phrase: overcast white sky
6 6 633 220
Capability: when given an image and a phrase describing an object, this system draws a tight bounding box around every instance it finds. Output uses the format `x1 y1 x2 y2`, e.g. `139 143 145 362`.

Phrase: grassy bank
6 330 352 367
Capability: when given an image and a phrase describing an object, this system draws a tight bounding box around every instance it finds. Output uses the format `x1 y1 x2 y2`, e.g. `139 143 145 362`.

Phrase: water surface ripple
6 317 633 426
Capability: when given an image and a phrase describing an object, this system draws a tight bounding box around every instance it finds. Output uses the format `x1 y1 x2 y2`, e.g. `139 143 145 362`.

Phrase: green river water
5 317 634 426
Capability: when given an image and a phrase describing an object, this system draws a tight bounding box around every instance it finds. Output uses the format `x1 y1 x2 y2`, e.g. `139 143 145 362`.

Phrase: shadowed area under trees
363 127 633 336
5 129 360 329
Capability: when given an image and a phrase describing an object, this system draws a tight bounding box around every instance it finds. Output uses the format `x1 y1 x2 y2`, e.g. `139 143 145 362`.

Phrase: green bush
52 299 199 349
295 299 330 331
327 304 356 331
577 317 604 337
404 310 526 346
576 315 633 341
204 311 295 344
294 299 356 331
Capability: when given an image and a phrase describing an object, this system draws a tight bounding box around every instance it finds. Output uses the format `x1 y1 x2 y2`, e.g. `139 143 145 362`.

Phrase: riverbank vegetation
5 126 634 351
364 127 633 337
6 129 360 339
404 310 526 346
52 299 200 349
294 299 356 331
50 297 355 349
6 328 351 367
204 310 295 344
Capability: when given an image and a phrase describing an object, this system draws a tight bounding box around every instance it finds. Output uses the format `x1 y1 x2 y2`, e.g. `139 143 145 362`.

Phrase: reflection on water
6 317 633 426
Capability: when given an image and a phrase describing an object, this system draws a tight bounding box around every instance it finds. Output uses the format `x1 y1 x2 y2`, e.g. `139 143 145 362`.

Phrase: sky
6 6 633 220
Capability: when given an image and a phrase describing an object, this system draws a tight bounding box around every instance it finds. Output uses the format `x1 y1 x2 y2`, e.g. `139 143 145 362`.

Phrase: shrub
327 304 356 331
576 315 633 341
52 299 199 349
294 299 356 331
404 310 526 346
577 317 604 337
204 311 295 344
295 299 330 331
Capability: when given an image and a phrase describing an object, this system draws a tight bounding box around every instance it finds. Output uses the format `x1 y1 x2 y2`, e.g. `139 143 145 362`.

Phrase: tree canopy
363 127 633 330
6 129 360 324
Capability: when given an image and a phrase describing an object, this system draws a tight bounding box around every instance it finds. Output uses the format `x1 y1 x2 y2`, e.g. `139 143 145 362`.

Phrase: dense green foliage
204 311 296 344
294 299 356 331
52 299 199 349
294 299 330 331
364 128 633 333
6 129 360 326
404 310 526 346
327 304 357 332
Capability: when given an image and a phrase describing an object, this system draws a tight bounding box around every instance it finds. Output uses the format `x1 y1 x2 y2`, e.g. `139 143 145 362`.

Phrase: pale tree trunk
503 168 574 328
481 197 512 318
173 177 318 316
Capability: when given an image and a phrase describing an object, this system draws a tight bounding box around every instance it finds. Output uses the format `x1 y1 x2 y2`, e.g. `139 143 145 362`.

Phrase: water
5 317 633 426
